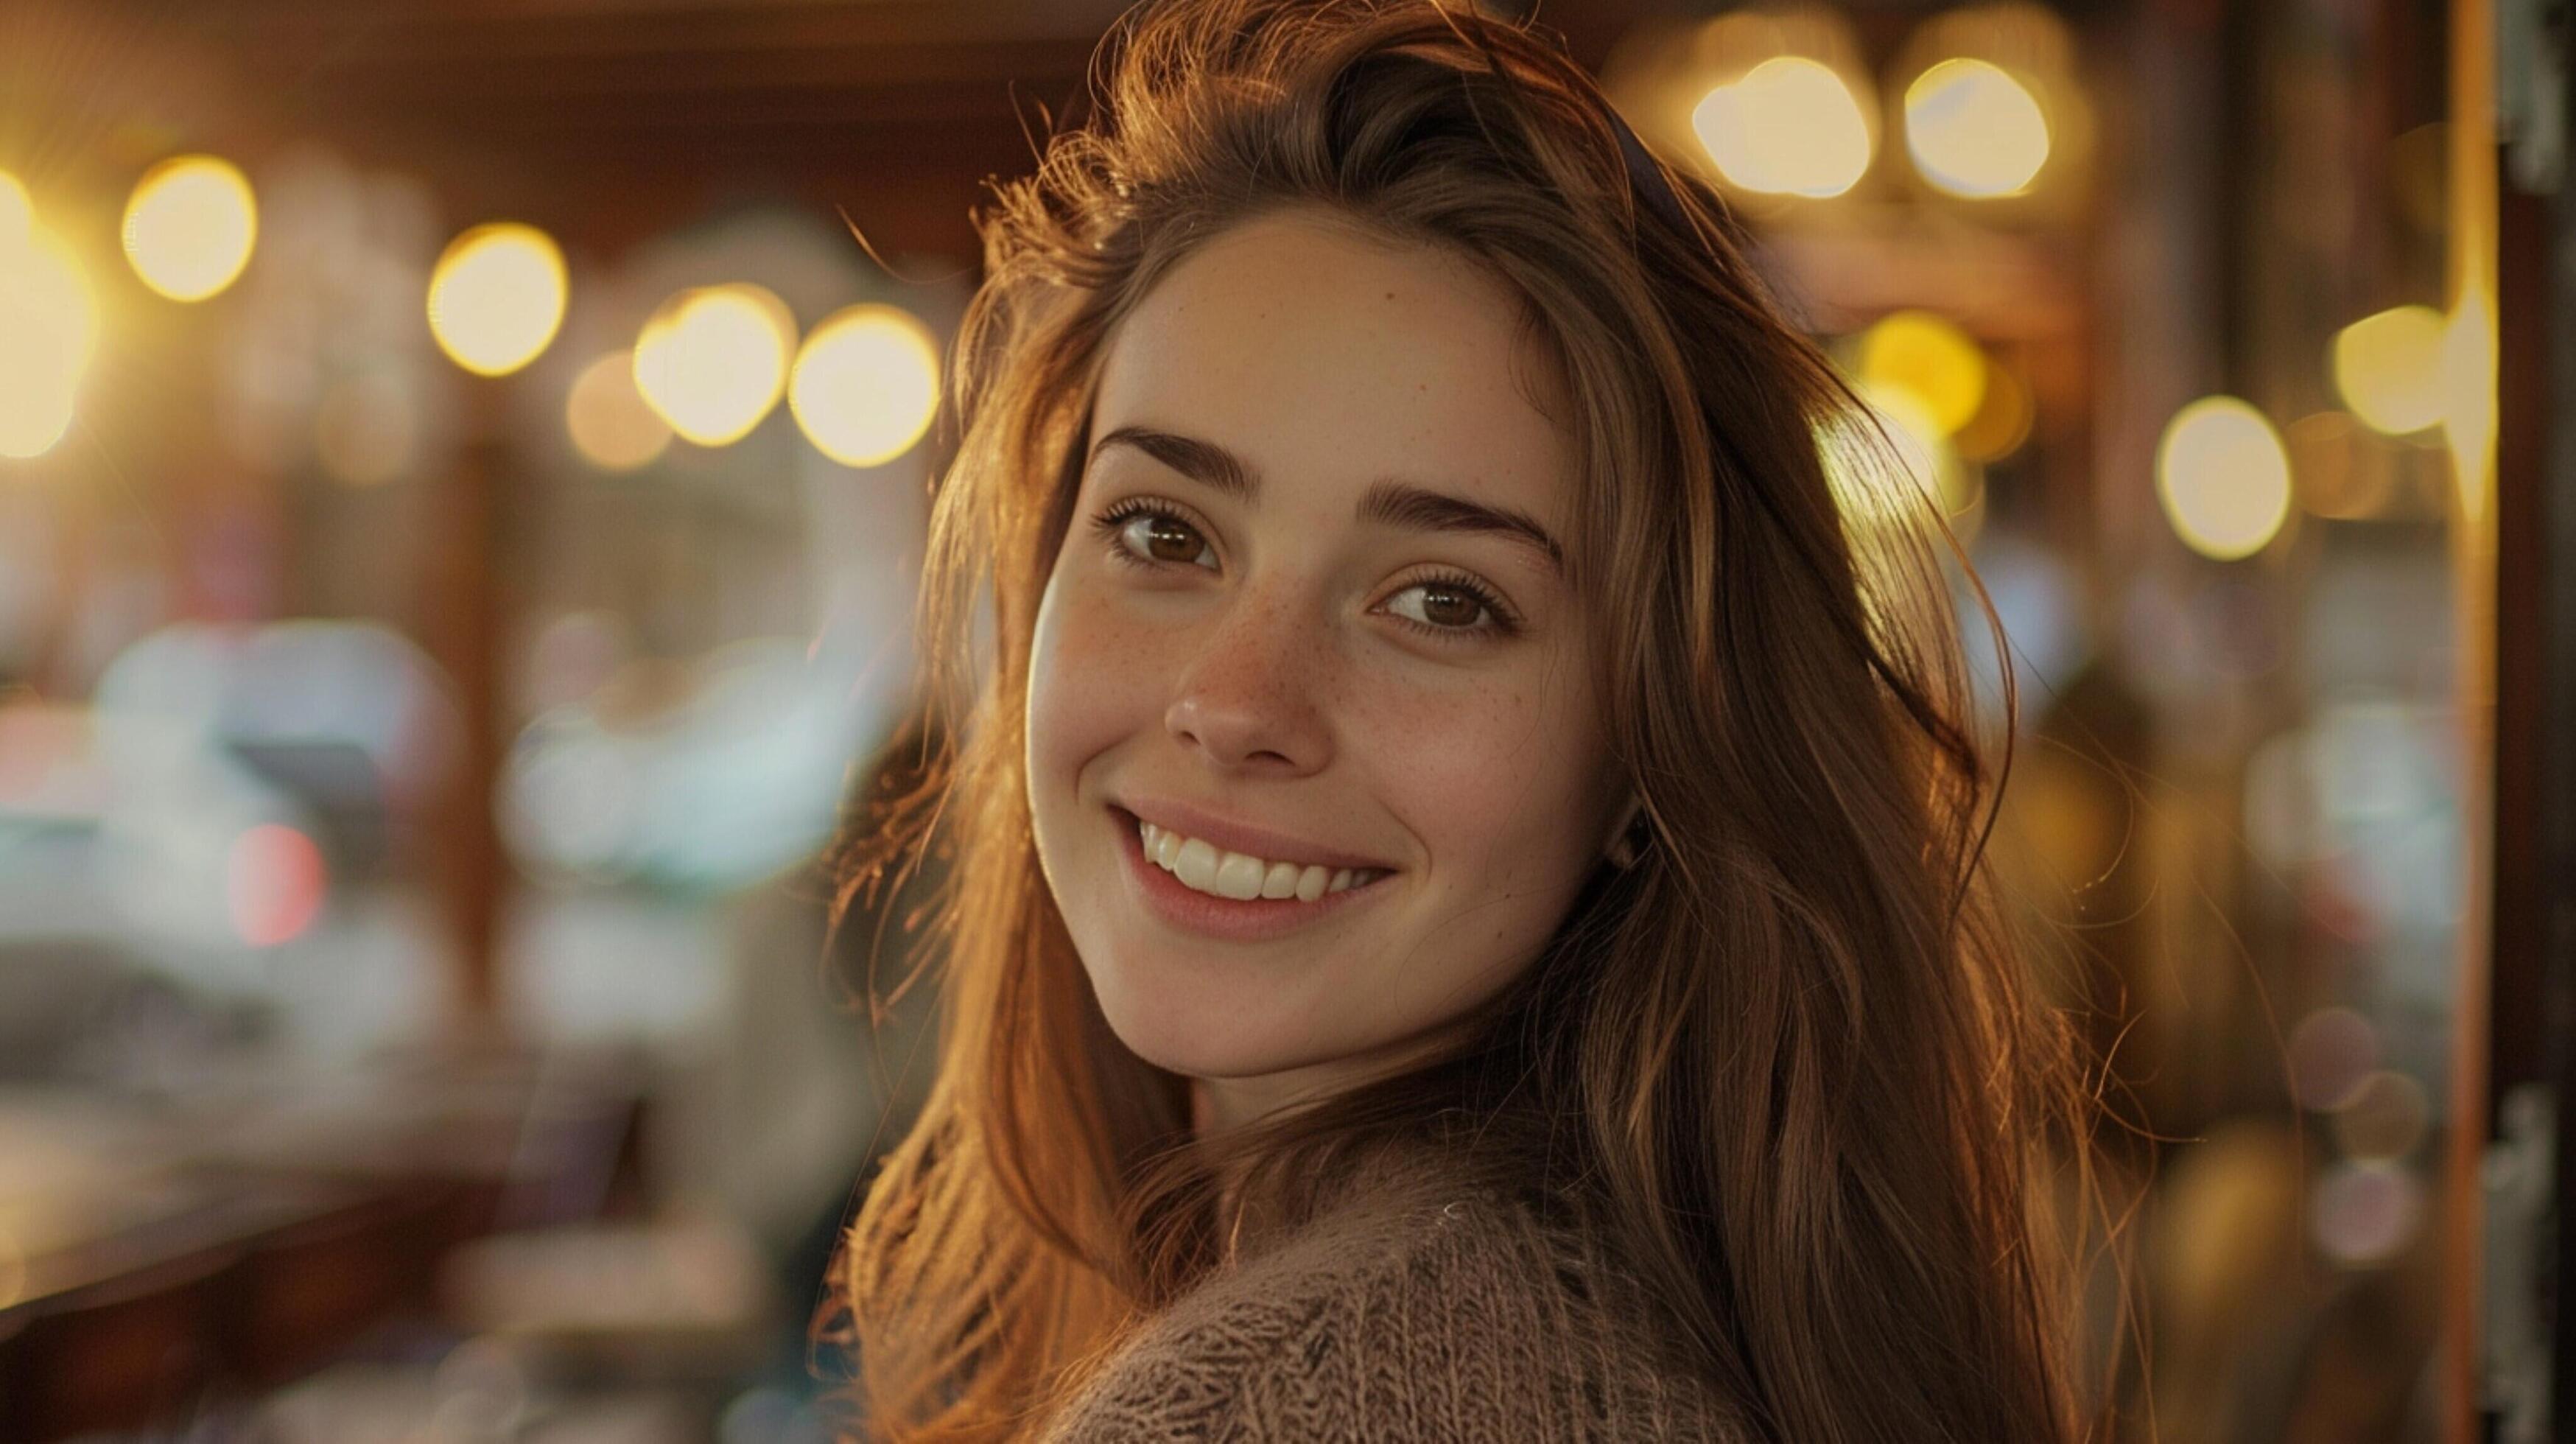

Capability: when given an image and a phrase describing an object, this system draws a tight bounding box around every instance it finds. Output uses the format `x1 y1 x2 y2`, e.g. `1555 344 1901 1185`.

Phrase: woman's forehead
1087 210 1579 535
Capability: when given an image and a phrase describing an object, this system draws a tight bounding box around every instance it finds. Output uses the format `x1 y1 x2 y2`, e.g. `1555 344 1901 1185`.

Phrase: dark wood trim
2542 123 2576 1444
2484 60 2575 1444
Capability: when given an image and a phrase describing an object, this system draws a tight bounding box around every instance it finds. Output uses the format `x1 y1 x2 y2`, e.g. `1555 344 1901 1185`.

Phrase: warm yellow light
2441 288 2496 519
122 155 258 302
789 304 941 467
566 348 673 472
2331 304 2448 435
0 172 30 248
632 284 795 447
1857 311 1987 435
428 222 567 377
1905 60 2052 198
1692 57 1873 198
0 225 99 460
1954 362 2033 463
2156 396 2292 561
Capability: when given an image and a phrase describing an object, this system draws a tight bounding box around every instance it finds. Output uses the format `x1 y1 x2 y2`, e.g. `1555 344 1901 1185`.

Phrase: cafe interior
0 0 2547 1440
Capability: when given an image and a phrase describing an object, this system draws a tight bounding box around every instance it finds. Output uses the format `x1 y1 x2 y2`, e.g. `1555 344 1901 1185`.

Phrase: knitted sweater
1033 1152 1751 1443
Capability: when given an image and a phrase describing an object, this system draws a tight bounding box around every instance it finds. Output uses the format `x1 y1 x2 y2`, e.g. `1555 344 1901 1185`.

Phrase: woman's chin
1095 1000 1264 1082
1086 972 1319 1089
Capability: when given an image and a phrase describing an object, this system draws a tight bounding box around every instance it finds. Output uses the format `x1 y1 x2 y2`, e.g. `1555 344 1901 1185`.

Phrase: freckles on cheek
1031 581 1171 778
1364 679 1548 841
1062 585 1174 686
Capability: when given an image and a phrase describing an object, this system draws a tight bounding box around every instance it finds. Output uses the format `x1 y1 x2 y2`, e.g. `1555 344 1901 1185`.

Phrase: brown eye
1097 505 1215 572
1417 584 1481 628
1385 578 1501 634
1138 513 1205 564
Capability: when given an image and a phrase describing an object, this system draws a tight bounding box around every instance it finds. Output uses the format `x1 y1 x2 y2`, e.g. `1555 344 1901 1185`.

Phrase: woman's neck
1187 1017 1487 1137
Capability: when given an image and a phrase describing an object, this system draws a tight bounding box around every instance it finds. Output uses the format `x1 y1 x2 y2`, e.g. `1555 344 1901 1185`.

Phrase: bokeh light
633 284 796 447
2156 396 2292 561
2311 1160 2425 1266
501 715 645 884
1954 360 2034 463
1693 57 1873 199
1905 60 2052 197
0 220 99 460
227 822 327 947
428 222 568 377
1858 310 1987 435
122 155 258 302
2332 304 2448 435
2331 1070 2432 1161
567 348 675 472
788 304 941 467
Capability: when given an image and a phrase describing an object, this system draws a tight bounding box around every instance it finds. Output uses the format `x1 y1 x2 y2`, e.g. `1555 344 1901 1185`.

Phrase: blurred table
0 1045 653 1440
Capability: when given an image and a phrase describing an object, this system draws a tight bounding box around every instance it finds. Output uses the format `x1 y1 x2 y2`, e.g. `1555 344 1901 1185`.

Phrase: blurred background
0 0 2565 1440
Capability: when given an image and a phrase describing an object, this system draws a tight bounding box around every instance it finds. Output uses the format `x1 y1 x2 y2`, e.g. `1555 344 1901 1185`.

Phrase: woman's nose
1162 589 1333 775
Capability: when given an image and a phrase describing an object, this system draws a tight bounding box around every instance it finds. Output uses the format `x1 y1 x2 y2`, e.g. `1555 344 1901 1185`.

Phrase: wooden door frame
2470 0 2572 1432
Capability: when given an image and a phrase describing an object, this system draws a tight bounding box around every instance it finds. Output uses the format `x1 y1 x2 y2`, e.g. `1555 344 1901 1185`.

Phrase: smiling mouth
1112 807 1391 902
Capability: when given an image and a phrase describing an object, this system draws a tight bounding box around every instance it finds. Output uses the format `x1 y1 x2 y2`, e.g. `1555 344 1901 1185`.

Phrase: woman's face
1026 208 1631 1132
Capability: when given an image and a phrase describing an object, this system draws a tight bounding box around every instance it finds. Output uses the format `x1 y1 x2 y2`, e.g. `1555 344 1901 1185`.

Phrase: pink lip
1111 805 1393 942
1113 796 1396 873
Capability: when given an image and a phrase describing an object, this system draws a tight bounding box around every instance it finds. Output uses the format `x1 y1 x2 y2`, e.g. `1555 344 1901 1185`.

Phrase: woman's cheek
1376 672 1600 890
1031 575 1168 786
1350 675 1521 842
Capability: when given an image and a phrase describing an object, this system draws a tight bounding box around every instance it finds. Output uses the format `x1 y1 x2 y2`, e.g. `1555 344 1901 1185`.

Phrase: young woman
827 1 2105 1439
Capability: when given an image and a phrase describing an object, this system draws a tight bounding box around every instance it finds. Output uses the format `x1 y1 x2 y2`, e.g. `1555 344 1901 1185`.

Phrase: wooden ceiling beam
264 40 1098 111
165 0 1129 66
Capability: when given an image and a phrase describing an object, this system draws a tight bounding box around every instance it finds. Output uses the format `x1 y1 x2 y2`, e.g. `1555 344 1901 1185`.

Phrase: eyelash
1087 497 1522 642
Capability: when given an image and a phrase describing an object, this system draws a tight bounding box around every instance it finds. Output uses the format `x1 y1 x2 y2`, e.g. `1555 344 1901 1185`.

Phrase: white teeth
1134 814 1383 903
1212 850 1266 900
1172 837 1219 892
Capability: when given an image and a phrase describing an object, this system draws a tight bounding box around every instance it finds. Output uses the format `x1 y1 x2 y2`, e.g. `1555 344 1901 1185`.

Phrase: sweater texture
1033 1149 1751 1443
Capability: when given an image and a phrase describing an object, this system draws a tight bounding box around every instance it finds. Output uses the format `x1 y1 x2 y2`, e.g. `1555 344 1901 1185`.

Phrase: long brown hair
827 1 2108 1439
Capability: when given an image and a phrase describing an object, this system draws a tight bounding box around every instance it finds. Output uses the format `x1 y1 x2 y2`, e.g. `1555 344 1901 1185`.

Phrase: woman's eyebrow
1089 423 1565 576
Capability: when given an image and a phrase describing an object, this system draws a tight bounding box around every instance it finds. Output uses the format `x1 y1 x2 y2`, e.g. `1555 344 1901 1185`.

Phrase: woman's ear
1602 792 1646 869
